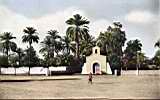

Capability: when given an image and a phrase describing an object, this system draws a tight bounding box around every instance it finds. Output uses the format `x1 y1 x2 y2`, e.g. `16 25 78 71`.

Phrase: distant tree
124 39 143 70
47 30 61 58
138 52 146 65
40 36 52 66
97 22 126 74
22 27 39 49
66 14 90 59
22 27 39 74
112 22 126 57
155 49 160 56
153 49 160 69
40 30 61 66
0 32 17 66
124 39 142 57
153 39 160 69
98 22 126 57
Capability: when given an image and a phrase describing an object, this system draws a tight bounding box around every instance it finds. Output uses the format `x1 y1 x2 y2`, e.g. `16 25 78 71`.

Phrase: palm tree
40 36 52 66
47 30 61 58
124 39 142 59
40 30 61 66
124 39 142 70
97 22 126 58
97 22 126 75
153 49 160 67
22 27 39 74
66 14 90 59
154 39 160 69
112 22 126 56
80 35 96 56
0 32 17 66
97 31 113 56
155 40 160 48
22 27 39 49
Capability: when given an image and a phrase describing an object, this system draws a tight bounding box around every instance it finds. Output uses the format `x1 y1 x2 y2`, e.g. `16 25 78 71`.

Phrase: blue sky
0 0 159 58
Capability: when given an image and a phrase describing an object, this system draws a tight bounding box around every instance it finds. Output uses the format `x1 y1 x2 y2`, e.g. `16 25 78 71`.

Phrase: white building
81 46 112 75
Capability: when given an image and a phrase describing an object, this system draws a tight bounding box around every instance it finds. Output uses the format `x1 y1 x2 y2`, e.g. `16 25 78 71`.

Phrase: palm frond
32 35 39 43
66 26 76 41
66 18 75 25
22 27 39 45
155 40 160 48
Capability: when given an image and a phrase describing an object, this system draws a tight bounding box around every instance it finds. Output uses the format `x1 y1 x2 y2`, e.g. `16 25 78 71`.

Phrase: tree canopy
0 14 159 75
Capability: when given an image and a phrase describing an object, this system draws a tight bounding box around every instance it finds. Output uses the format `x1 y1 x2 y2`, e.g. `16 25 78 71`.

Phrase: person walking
88 72 93 84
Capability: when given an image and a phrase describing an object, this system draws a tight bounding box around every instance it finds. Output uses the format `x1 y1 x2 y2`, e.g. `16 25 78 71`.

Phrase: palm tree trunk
47 52 50 66
29 67 30 75
56 52 59 56
47 67 50 76
76 42 79 59
28 42 31 75
18 54 21 67
15 67 16 75
66 43 69 55
53 46 55 58
68 48 70 55
6 49 9 66
75 28 80 59
50 45 55 58
0 67 1 75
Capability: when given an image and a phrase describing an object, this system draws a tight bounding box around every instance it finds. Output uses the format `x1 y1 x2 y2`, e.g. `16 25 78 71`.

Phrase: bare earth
0 75 160 99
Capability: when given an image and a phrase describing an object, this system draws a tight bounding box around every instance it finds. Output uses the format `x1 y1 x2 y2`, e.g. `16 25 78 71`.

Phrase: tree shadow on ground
0 78 81 82
0 80 31 82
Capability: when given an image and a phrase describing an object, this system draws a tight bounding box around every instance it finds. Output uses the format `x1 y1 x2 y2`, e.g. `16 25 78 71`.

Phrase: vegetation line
0 14 159 75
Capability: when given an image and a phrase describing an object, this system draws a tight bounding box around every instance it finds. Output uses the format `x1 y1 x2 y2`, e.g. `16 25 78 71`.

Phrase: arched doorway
92 63 100 74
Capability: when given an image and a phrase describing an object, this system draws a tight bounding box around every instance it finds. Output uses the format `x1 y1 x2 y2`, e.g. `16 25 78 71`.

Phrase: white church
81 46 112 75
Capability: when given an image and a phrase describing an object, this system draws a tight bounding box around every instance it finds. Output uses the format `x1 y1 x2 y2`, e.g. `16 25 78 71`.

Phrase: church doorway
92 63 100 74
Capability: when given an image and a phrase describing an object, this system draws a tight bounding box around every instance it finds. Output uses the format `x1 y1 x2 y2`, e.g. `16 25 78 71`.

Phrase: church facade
81 46 112 75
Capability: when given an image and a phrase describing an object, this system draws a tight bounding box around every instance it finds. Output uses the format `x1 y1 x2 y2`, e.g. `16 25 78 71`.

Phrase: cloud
89 19 111 37
0 6 84 43
0 5 111 57
1 4 157 59
125 10 157 24
0 6 32 49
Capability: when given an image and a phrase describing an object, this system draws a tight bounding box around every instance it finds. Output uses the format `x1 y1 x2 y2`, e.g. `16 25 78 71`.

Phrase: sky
0 0 159 58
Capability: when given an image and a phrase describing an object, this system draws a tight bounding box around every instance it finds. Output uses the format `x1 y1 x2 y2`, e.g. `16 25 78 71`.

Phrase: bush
0 56 8 67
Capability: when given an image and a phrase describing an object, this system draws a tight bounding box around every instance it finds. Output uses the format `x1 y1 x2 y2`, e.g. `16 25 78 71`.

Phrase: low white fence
49 66 66 71
1 67 160 75
1 67 47 75
0 66 67 75
122 70 160 75
1 67 16 74
30 67 48 75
